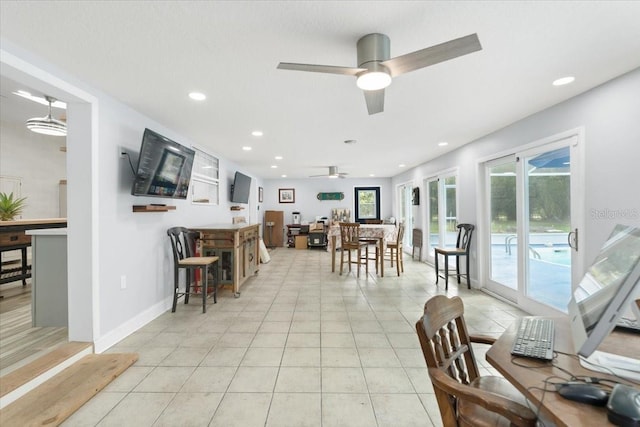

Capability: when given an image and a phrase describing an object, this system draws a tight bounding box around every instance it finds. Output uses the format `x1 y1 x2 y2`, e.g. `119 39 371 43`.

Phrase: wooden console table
193 223 260 297
0 218 67 288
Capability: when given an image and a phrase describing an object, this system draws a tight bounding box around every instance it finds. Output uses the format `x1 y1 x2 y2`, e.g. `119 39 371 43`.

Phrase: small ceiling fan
277 33 481 115
310 166 348 179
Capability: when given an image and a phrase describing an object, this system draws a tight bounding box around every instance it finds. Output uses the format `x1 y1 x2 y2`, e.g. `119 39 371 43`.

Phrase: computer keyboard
511 317 555 361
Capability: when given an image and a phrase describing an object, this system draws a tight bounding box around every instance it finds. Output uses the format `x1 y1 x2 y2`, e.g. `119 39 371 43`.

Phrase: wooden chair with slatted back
339 222 369 278
416 295 536 427
386 222 405 275
360 219 383 272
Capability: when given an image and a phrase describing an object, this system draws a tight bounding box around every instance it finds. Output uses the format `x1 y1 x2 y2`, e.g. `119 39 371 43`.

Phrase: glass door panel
427 179 439 259
444 176 457 248
524 146 572 311
488 158 518 290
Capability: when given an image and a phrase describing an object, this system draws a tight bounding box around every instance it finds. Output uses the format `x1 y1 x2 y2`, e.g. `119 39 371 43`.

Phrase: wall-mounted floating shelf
133 205 176 212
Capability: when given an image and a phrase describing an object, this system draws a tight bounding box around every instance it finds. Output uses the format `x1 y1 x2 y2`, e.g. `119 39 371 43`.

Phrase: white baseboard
94 297 172 353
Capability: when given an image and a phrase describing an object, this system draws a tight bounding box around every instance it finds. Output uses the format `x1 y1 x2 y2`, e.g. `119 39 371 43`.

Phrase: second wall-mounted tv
230 171 251 204
131 128 195 199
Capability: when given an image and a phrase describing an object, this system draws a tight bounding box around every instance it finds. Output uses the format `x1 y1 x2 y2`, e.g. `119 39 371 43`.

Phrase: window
354 187 380 223
190 147 219 205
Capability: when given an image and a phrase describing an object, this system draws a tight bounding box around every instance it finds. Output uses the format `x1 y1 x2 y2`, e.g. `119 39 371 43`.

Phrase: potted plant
0 192 27 221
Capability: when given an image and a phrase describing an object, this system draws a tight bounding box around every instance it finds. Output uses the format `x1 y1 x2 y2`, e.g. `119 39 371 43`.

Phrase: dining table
327 223 398 277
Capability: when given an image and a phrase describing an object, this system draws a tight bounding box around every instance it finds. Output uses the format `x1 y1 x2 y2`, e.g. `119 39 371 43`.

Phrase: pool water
531 246 571 266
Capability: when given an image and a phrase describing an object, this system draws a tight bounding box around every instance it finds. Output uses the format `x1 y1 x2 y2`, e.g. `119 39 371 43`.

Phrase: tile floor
62 248 526 427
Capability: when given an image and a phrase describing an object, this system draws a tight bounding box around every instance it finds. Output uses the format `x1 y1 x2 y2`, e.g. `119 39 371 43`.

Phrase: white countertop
26 228 68 236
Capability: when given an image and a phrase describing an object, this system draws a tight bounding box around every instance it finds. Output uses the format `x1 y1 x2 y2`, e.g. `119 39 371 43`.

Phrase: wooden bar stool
167 227 219 313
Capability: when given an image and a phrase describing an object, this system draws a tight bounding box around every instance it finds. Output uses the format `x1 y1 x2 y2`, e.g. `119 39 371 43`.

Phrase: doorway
482 132 584 315
424 170 458 265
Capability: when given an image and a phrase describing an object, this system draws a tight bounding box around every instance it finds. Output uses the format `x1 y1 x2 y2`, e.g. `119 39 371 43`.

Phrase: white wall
261 177 393 225
2 40 262 351
393 67 640 283
0 119 66 218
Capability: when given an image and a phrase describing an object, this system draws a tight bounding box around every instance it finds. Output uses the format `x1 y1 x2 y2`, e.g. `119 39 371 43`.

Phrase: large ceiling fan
310 166 348 179
277 33 481 115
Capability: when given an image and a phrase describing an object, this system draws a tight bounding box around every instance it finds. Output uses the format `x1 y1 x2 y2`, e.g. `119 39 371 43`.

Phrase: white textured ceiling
2 1 640 179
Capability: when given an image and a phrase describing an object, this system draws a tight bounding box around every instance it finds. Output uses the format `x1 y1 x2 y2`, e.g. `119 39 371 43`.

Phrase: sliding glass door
483 135 582 314
424 172 458 264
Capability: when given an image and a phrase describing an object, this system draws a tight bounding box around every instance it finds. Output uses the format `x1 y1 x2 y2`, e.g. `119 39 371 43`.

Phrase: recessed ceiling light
271 165 277 169
438 141 448 147
552 76 575 86
242 146 252 151
281 174 287 178
252 130 263 137
275 156 283 160
369 174 375 177
399 164 406 168
188 92 206 101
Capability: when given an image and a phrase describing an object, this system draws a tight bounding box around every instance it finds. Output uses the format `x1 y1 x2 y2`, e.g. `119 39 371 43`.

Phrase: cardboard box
295 235 308 249
309 223 324 231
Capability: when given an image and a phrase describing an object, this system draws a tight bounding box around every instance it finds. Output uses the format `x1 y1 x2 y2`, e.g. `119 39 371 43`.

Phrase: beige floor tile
133 366 195 392
179 332 221 348
209 392 272 427
354 333 391 348
103 366 153 392
321 347 361 367
217 332 255 347
227 366 279 392
281 347 321 366
405 367 435 393
259 321 292 332
321 333 356 348
286 333 321 347
250 332 288 347
274 367 321 392
241 347 284 366
96 392 174 426
322 393 377 427
289 320 321 333
201 346 247 366
418 393 444 427
180 366 236 392
159 346 210 366
370 393 434 427
61 392 126 426
358 348 402 367
321 367 368 393
266 393 321 427
133 346 176 366
395 348 427 367
153 392 223 426
386 333 420 348
363 367 414 393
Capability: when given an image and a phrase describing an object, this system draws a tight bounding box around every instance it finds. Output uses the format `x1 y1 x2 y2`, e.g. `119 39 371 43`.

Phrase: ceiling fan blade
364 89 384 115
277 62 365 76
381 33 481 77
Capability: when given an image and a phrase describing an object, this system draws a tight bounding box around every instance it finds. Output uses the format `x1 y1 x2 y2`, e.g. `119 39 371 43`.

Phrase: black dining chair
434 224 474 290
167 227 219 313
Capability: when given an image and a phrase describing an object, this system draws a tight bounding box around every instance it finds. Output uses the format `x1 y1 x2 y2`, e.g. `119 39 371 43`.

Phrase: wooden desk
486 317 640 426
327 224 397 277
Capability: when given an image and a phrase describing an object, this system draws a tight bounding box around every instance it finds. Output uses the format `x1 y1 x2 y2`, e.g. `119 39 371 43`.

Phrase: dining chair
339 222 369 277
416 295 537 427
434 223 474 290
412 228 423 261
359 220 383 273
167 227 219 313
385 222 405 275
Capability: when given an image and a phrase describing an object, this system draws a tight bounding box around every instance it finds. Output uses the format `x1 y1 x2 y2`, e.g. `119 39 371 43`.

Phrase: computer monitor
567 224 640 378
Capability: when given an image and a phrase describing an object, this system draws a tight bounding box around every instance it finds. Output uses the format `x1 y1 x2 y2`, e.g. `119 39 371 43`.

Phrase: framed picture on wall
279 188 295 203
258 186 264 203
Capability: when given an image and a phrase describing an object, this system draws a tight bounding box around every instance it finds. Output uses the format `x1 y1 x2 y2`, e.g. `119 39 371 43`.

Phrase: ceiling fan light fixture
357 70 391 91
26 96 67 137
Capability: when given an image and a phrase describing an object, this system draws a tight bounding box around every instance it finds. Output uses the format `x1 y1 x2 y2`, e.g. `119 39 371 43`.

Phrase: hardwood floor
0 281 67 375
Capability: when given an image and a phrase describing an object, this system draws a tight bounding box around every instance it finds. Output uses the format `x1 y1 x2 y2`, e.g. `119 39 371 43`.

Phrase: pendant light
26 95 67 136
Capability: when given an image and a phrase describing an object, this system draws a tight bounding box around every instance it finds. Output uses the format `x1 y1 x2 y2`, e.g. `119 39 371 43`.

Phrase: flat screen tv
131 128 195 199
567 224 640 378
230 171 251 204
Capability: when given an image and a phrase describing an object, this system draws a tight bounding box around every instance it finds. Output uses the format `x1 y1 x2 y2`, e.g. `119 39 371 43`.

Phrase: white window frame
190 146 219 205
